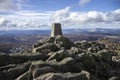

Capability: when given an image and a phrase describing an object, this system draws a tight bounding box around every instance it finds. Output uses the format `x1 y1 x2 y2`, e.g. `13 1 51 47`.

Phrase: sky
0 0 120 30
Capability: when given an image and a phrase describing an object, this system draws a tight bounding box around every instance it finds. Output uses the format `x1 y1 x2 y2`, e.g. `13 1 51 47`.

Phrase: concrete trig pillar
51 23 62 37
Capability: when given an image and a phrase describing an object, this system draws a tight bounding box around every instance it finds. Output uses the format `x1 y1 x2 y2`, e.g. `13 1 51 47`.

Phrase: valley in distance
0 28 120 53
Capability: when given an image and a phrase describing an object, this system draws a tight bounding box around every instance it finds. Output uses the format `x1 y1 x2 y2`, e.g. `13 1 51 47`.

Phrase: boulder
33 66 57 78
66 71 90 80
15 71 33 80
0 64 16 71
36 43 58 53
74 53 96 69
5 62 31 80
33 43 43 48
34 71 90 80
54 35 75 49
0 72 7 80
97 49 113 63
109 77 120 80
47 37 55 43
47 49 77 61
0 54 27 67
57 57 81 72
33 73 64 80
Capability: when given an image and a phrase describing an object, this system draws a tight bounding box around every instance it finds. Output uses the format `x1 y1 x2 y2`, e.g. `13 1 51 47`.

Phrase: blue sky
24 0 120 12
0 0 120 30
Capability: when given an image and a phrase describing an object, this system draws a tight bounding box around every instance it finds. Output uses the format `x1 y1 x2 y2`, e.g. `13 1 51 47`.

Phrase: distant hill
0 28 120 53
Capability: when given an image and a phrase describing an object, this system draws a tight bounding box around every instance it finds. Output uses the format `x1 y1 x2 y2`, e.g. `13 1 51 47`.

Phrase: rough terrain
0 35 120 80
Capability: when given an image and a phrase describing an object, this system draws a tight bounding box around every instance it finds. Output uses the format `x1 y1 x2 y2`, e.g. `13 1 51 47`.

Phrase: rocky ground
0 35 120 80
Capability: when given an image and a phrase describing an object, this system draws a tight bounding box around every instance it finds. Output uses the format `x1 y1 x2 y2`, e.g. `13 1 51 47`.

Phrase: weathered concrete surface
51 23 62 37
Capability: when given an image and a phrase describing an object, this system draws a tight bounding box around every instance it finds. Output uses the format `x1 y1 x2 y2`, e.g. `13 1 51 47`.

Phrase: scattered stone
0 33 120 80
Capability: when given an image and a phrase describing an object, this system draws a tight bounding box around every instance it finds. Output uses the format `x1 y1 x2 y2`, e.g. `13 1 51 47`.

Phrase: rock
0 72 7 80
109 77 120 80
87 42 105 53
33 73 64 80
47 50 69 61
15 71 33 80
54 35 75 49
78 41 91 49
33 66 57 78
97 49 113 63
27 53 49 61
0 54 27 67
57 57 81 72
74 53 96 69
33 42 43 48
47 49 77 61
47 50 62 61
66 71 90 80
34 71 90 80
36 43 58 53
1 33 120 80
5 62 31 80
70 47 84 54
47 37 55 43
0 64 16 71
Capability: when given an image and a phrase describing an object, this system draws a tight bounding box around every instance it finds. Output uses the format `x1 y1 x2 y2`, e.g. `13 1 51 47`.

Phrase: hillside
0 35 120 80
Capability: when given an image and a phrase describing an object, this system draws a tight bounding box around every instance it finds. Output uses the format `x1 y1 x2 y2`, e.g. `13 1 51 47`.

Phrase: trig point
51 23 62 37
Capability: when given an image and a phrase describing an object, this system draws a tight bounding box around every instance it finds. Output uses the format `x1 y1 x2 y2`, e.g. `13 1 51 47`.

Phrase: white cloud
0 11 51 30
51 7 120 28
0 0 23 12
0 18 11 28
0 7 120 30
51 7 70 23
79 0 91 6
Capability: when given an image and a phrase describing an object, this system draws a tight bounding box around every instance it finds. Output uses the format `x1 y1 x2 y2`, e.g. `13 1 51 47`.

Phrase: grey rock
57 57 81 72
109 77 120 80
33 66 57 78
54 35 75 49
66 71 90 80
34 73 64 80
97 49 113 63
15 71 32 80
5 62 31 80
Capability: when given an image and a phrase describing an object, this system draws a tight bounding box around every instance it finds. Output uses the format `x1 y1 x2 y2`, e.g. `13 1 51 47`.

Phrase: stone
0 54 28 67
55 35 75 49
109 77 120 80
47 50 74 61
33 66 57 78
33 43 43 48
74 53 97 69
33 73 64 80
0 64 16 71
5 62 31 80
47 37 55 43
66 71 90 80
35 43 58 53
97 49 113 63
0 72 7 80
15 71 33 80
57 57 81 72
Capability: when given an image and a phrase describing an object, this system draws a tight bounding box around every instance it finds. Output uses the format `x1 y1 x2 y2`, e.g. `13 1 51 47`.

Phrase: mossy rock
55 36 75 49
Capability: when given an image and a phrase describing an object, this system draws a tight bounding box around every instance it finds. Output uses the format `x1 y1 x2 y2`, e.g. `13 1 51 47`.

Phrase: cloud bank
0 11 51 30
0 7 120 30
52 7 120 28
